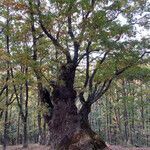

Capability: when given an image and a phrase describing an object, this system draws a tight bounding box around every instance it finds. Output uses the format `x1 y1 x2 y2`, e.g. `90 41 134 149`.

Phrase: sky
0 1 149 43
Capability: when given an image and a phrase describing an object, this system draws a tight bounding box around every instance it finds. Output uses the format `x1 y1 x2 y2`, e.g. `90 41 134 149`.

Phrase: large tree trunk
40 64 108 150
44 88 107 150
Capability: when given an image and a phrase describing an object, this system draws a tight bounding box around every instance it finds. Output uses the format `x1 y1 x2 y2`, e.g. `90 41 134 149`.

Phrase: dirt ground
0 144 48 150
0 144 149 150
109 145 150 150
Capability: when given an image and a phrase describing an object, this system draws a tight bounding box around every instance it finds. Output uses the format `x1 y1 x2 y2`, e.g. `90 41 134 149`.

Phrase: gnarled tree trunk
41 63 108 150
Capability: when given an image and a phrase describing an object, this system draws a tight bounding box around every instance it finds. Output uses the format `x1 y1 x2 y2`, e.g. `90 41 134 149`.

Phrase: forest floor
0 144 149 150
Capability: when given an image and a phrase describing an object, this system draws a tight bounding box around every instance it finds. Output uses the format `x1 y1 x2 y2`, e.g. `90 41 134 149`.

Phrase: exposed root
57 130 108 150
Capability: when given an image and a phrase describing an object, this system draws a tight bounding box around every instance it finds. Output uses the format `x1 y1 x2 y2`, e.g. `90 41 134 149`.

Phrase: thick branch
60 1 96 64
79 92 86 105
73 41 80 65
89 68 97 92
0 85 7 97
67 6 80 64
68 16 75 40
80 50 148 113
84 41 91 87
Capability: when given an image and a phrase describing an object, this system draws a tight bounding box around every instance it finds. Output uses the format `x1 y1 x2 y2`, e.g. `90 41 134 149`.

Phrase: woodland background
0 0 150 149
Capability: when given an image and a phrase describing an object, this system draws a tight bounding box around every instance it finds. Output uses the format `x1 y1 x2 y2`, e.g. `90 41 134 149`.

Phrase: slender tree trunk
42 120 47 145
108 98 112 144
123 99 128 144
3 50 9 149
115 88 124 144
18 67 29 148
36 82 45 145
37 96 42 144
8 106 13 145
3 86 9 150
128 81 134 145
105 95 110 143
122 80 129 144
105 93 112 144
17 113 21 144
23 118 28 148
140 86 145 130
3 6 10 149
28 1 43 144
131 83 135 145
19 83 27 147
114 106 123 144
22 68 29 148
